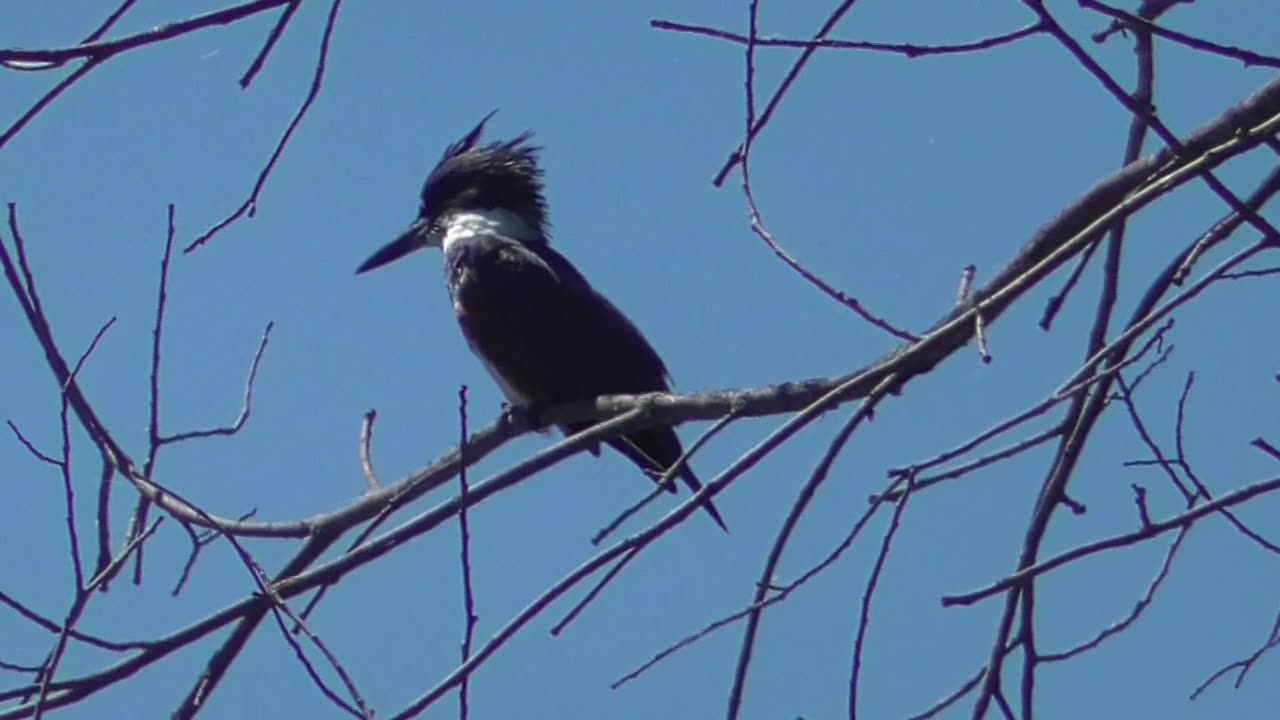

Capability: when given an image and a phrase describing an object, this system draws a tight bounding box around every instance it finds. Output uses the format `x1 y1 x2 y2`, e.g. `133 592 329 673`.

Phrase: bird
355 112 727 531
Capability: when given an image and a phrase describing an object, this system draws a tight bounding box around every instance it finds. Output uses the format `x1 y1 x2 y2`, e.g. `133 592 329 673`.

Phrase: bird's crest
420 112 549 241
441 109 499 162
433 110 539 170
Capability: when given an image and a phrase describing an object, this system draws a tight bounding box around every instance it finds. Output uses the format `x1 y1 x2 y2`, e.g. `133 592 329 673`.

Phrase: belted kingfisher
356 113 727 531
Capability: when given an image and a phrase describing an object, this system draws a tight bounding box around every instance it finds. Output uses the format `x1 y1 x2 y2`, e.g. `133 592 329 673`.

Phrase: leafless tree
2 2 1278 718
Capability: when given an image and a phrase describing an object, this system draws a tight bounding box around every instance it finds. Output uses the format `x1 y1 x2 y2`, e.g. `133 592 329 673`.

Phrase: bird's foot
503 402 547 432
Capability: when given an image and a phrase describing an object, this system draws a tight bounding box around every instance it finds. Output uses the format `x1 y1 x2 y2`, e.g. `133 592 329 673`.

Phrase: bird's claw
503 402 546 431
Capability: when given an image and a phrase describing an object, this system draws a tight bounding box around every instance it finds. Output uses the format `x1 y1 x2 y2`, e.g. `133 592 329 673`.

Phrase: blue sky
2 1 1279 718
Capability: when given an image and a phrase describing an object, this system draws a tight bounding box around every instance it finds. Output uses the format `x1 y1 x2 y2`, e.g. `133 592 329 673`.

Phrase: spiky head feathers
418 112 548 239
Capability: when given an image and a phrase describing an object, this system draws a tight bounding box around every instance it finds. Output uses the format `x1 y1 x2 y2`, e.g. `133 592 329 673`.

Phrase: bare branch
1192 607 1280 699
159 322 274 444
648 20 1041 59
727 376 898 718
944 475 1280 606
5 421 59 466
359 410 380 491
1084 0 1280 68
185 0 347 253
849 476 913 715
456 386 477 720
0 1 293 68
708 0 865 188
240 0 302 88
1040 526 1187 662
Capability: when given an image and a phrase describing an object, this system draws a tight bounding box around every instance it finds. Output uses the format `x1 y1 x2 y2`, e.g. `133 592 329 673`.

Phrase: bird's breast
445 252 531 406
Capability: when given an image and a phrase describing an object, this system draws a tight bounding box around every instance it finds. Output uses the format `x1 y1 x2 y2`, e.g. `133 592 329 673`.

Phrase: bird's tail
565 420 728 531
673 464 728 532
604 430 729 532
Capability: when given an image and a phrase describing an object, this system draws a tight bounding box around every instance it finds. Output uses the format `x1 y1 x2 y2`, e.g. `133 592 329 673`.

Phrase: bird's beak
355 218 432 275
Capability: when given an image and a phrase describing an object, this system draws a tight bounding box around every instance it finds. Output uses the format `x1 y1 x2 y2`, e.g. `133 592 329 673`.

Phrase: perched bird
356 113 726 530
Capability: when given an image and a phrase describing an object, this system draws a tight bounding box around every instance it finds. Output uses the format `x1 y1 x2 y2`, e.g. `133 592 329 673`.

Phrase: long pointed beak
355 219 429 275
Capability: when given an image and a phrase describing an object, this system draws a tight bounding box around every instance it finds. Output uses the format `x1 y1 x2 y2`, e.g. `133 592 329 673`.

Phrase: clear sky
2 1 1279 718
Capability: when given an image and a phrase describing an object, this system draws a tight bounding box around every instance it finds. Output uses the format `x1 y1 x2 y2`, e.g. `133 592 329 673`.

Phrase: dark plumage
421 112 550 241
356 113 726 530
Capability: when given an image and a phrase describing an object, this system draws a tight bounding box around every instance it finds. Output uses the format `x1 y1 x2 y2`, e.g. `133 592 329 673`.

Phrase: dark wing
447 235 672 407
446 235 727 530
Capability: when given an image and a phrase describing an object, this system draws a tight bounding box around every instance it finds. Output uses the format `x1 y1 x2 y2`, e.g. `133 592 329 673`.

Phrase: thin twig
456 386 477 720
1084 0 1280 68
186 0 346 253
240 0 302 87
735 0 916 342
590 486 665 547
359 410 380 491
593 407 743 545
1040 526 1187 662
160 322 274 443
5 421 59 465
0 590 148 652
1191 607 1280 699
0 61 100 149
849 475 913 716
943 475 1280 606
550 550 639 636
649 20 1040 60
727 376 898 719
0 0 294 66
615 472 908 691
708 0 865 188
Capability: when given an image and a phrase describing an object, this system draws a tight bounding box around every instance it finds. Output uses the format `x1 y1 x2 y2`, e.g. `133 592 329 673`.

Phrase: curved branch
0 0 293 67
